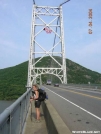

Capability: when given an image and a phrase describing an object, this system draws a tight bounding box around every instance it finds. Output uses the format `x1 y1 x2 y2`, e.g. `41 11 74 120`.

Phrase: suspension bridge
0 1 101 134
27 0 68 86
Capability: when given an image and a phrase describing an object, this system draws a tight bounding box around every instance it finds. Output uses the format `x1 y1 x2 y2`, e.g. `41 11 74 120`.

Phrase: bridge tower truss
27 3 67 87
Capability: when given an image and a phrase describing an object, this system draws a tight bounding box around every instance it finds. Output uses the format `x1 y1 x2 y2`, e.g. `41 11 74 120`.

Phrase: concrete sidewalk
24 101 48 134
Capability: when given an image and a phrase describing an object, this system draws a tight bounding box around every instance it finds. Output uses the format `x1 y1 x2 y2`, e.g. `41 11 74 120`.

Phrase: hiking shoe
34 119 41 123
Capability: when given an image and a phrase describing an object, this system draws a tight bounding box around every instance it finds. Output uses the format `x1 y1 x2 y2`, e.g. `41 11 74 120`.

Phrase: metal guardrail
0 88 31 134
62 84 101 90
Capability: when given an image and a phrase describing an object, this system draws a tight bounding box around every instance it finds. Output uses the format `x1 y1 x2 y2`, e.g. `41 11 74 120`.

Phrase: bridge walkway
24 101 48 134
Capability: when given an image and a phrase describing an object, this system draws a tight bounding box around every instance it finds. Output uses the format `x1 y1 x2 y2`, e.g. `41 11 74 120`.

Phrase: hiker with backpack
30 84 48 123
30 84 41 123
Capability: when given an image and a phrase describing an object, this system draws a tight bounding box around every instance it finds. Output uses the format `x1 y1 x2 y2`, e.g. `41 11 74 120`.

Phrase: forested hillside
0 56 101 100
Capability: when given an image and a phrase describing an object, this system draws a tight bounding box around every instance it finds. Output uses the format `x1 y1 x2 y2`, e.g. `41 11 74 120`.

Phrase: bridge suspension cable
50 17 59 82
33 0 35 5
33 0 70 6
60 0 70 6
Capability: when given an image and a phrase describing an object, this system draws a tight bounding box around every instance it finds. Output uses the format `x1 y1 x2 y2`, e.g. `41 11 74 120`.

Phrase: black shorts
35 100 41 108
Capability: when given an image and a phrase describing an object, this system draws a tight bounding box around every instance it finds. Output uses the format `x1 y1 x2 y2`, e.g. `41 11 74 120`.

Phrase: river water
0 100 14 114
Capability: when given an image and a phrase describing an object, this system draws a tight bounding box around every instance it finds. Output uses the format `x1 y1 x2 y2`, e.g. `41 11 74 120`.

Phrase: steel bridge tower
27 1 69 87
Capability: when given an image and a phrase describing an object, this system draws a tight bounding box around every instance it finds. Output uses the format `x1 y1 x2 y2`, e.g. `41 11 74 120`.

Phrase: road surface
43 85 101 133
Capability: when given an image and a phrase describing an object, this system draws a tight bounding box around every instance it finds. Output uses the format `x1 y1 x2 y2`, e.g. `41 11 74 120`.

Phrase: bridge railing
0 88 31 134
62 84 101 90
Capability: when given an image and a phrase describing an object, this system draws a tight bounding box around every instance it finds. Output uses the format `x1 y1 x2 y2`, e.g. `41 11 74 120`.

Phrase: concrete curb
42 100 72 134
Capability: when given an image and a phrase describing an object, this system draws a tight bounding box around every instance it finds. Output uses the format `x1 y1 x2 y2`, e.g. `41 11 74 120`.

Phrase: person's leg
36 108 41 120
35 108 37 119
35 101 41 121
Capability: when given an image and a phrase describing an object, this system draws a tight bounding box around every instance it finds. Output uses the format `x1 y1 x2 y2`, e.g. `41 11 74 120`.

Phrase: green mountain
0 56 101 100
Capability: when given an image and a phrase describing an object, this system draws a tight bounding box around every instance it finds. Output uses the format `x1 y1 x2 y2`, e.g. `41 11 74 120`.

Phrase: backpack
38 89 47 101
32 89 48 101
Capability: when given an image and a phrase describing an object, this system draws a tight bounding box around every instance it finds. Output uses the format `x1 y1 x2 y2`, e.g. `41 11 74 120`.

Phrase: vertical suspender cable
50 17 59 82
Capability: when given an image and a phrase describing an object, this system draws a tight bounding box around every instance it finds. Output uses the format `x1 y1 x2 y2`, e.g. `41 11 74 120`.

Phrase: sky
0 0 101 74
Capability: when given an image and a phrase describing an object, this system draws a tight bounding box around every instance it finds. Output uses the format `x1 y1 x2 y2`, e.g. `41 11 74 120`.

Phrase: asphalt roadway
43 85 101 134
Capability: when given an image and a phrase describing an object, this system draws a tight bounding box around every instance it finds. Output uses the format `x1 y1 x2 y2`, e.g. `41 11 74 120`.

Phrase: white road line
43 86 101 121
61 86 101 94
